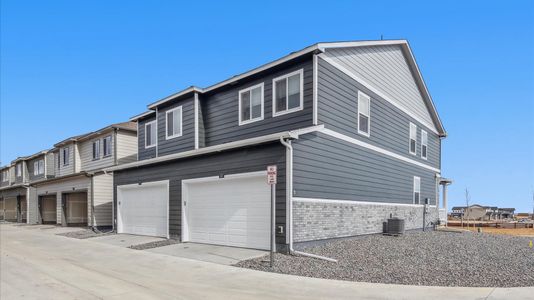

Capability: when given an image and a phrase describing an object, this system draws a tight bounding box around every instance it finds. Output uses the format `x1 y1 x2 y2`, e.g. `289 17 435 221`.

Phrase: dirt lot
465 227 534 236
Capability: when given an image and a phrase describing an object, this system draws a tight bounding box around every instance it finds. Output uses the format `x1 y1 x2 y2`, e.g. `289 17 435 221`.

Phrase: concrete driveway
1 223 532 300
90 233 166 248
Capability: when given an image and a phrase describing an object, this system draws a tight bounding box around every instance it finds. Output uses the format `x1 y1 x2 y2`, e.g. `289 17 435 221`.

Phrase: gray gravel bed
57 229 114 239
129 239 180 250
236 231 534 287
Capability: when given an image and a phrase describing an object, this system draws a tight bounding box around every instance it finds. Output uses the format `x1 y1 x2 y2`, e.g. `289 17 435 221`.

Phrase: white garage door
183 172 270 250
117 181 169 238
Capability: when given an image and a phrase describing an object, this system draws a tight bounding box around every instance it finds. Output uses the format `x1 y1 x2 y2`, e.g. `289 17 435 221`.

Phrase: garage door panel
117 181 168 238
185 173 270 250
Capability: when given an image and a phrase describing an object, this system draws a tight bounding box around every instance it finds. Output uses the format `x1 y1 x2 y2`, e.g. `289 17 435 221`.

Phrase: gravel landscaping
236 231 534 287
129 239 180 250
57 228 113 239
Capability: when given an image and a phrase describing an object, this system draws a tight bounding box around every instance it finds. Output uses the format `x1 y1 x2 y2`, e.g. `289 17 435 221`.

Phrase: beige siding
34 175 91 225
46 152 55 177
27 187 38 224
79 134 115 172
92 173 113 226
116 131 138 165
322 45 437 132
57 144 75 176
74 143 82 173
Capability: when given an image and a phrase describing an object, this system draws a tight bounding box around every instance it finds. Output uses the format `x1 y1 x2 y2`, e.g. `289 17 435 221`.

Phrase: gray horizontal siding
138 116 157 160
203 58 313 146
27 157 45 182
157 97 195 156
0 187 27 199
0 168 10 187
114 143 287 243
293 132 437 206
318 57 440 169
14 163 24 184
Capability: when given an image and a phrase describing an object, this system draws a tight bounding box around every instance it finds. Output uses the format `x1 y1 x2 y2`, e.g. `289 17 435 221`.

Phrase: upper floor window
34 160 44 175
92 139 100 160
421 130 428 160
272 69 303 117
145 121 157 148
413 176 421 204
357 91 371 136
239 83 264 125
1 170 8 182
409 123 417 155
166 106 182 139
62 147 70 166
103 136 112 157
16 163 22 177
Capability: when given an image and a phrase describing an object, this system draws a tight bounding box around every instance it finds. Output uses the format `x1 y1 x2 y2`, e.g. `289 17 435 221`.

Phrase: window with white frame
145 121 157 148
413 176 421 204
272 69 303 116
34 160 44 175
239 83 264 125
62 147 70 166
357 91 371 136
421 130 428 160
16 163 22 177
166 106 182 139
409 123 417 155
92 139 100 160
103 135 112 157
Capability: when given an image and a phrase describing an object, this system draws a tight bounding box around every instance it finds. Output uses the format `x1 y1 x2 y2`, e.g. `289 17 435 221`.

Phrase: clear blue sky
1 1 533 212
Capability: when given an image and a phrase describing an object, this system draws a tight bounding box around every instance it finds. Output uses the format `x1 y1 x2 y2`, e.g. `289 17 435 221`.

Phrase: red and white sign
267 165 277 185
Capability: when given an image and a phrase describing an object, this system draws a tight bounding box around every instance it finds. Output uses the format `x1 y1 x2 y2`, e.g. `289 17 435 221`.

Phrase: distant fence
448 222 534 229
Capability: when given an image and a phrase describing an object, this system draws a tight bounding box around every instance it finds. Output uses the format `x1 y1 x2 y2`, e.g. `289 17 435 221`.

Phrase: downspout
279 136 337 263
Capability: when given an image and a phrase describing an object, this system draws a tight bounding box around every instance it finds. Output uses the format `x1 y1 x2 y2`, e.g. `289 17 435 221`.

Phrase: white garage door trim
182 171 269 249
117 180 169 238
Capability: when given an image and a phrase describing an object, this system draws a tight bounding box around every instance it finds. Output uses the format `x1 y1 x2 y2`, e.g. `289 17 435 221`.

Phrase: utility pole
465 189 470 230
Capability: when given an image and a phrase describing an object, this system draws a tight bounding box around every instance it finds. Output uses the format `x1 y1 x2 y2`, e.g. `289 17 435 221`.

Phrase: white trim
272 69 304 117
319 127 441 173
318 54 440 135
238 83 265 126
413 176 421 205
130 110 155 122
293 197 436 208
145 120 157 149
165 106 183 140
181 171 268 243
194 93 199 149
421 129 428 160
357 91 371 137
116 180 170 239
312 54 318 125
104 125 324 172
409 122 417 156
103 135 112 157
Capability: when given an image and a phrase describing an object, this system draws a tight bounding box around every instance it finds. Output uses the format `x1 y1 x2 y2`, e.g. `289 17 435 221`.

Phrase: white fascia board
104 125 324 172
130 111 156 122
148 86 203 110
317 40 408 52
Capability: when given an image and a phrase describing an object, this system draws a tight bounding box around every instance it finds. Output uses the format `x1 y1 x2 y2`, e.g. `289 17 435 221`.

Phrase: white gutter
104 126 323 173
279 136 337 263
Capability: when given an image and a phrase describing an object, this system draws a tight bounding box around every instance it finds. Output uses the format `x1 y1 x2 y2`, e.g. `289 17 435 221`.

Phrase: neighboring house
0 156 35 223
449 205 515 220
106 40 451 252
26 122 137 228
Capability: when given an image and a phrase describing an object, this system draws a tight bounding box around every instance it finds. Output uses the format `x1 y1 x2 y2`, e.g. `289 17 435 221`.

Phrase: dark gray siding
28 157 45 182
202 58 313 146
293 132 437 205
157 97 196 156
137 116 157 160
318 57 441 169
114 142 287 244
197 98 206 148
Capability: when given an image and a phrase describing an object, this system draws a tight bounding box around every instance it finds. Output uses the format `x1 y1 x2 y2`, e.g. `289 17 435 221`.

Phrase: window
165 106 182 139
421 130 428 160
239 83 264 125
272 69 303 116
16 163 22 177
92 140 100 160
34 160 44 175
145 121 157 148
62 147 70 166
409 123 417 155
413 176 421 204
103 136 112 157
1 170 8 182
357 91 371 136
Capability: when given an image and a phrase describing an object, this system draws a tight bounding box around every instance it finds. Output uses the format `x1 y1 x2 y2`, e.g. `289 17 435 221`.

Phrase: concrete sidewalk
1 223 532 300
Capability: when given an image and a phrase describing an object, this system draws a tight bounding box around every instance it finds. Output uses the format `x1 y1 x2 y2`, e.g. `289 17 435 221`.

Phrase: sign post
267 165 277 268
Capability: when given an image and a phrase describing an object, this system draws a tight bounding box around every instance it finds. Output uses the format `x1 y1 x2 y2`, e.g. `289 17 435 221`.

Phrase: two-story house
25 122 137 228
0 155 36 223
106 40 451 252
